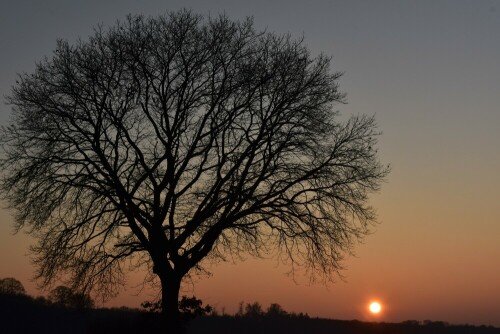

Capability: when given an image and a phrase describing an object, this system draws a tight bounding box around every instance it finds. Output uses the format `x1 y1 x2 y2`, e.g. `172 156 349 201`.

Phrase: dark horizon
1 291 499 334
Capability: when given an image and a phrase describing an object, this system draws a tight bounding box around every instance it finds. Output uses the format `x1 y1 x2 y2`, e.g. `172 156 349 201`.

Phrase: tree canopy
0 277 26 296
0 10 388 322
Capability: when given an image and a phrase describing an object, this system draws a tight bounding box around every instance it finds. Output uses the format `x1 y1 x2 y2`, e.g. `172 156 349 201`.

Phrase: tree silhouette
48 285 94 309
0 9 388 328
178 296 212 319
244 302 264 317
0 277 26 296
266 303 287 317
141 295 212 318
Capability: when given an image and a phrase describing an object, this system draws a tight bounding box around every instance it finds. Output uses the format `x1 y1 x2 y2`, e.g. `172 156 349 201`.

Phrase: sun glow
369 302 382 314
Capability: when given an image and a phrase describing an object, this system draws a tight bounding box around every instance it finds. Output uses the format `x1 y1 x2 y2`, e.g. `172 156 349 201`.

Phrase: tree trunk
159 272 183 333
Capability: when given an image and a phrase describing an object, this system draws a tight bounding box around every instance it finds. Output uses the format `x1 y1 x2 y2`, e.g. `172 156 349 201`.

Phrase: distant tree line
140 297 308 320
1 276 305 320
0 277 93 309
233 301 308 319
2 277 499 334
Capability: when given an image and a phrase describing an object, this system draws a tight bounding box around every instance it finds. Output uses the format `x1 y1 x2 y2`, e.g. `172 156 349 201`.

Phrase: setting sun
369 302 382 314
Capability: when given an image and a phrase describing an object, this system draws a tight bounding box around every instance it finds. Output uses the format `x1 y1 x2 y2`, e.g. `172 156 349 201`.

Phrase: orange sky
1 0 499 327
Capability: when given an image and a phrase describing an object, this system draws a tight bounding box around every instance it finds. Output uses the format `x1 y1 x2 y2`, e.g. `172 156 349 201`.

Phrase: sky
1 0 499 327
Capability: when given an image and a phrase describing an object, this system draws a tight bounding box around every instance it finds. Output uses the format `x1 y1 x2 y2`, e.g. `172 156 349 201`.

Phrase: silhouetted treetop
1 9 388 325
244 302 264 317
0 277 26 296
48 285 94 309
266 303 288 317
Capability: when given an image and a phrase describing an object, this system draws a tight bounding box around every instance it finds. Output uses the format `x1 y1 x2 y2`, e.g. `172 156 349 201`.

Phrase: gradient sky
1 0 499 327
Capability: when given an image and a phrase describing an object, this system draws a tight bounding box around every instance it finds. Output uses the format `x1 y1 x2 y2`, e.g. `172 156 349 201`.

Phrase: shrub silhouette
48 285 94 309
179 296 213 319
141 299 162 313
142 295 212 319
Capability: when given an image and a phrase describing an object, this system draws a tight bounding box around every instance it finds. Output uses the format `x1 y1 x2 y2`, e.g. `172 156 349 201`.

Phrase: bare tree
0 9 388 326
